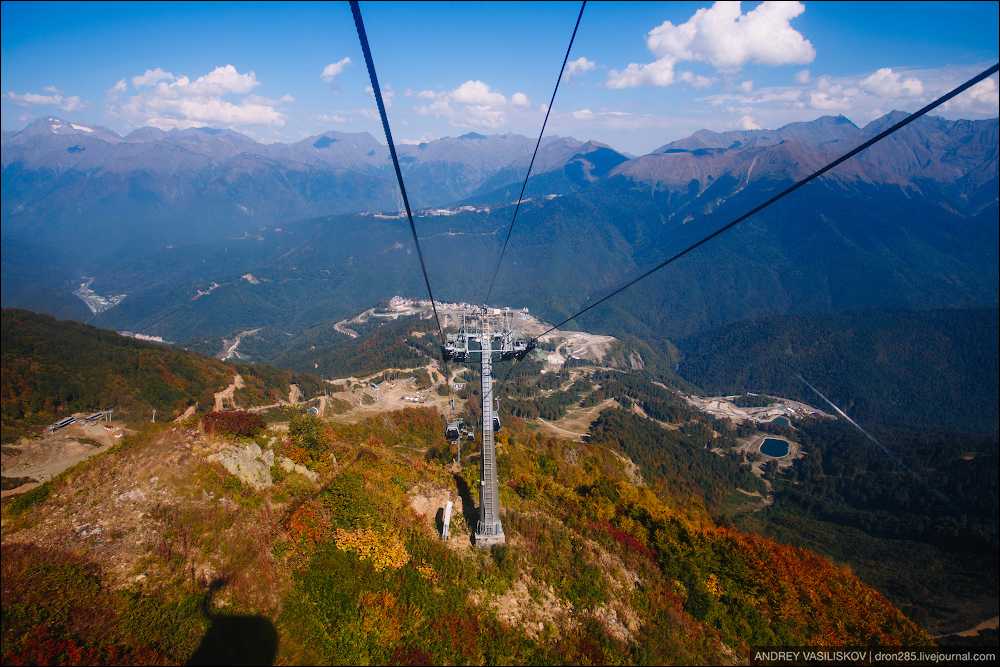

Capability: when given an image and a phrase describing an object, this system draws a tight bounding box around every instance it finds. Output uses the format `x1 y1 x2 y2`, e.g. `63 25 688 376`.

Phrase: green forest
738 418 998 635
677 308 999 433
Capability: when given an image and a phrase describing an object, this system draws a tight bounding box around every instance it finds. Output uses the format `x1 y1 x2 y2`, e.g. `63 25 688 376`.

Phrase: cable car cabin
441 333 470 362
441 330 535 362
493 415 501 433
445 419 462 442
499 340 533 360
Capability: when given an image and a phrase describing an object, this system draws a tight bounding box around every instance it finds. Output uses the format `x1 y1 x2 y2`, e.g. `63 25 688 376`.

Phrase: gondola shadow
187 578 278 666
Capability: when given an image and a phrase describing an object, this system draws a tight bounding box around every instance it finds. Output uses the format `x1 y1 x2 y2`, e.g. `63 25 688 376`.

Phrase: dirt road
213 374 245 411
1 420 126 497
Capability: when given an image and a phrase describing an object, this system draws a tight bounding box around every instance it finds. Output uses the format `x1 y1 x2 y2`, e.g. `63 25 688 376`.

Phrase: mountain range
3 110 994 254
2 111 997 386
1 117 613 248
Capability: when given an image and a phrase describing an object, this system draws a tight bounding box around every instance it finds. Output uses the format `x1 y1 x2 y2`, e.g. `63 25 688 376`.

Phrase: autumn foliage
334 527 410 572
202 410 265 437
1 544 188 665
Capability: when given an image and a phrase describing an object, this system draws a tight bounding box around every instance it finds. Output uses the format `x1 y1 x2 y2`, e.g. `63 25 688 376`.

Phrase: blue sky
2 1 997 154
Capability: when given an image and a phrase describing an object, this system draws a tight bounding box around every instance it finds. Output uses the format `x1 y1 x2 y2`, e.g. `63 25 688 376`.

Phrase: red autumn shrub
202 410 265 437
591 520 657 562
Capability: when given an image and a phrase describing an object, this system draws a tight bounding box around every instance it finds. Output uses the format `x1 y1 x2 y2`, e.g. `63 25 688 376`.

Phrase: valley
4 111 997 354
2 104 998 663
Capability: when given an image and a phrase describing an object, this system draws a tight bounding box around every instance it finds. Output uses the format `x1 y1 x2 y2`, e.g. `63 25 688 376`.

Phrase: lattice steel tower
442 307 534 548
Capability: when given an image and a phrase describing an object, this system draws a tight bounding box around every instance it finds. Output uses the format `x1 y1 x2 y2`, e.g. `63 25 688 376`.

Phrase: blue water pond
760 438 790 457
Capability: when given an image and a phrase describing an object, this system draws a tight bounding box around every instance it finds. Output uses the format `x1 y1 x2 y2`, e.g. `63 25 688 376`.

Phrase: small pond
760 437 790 457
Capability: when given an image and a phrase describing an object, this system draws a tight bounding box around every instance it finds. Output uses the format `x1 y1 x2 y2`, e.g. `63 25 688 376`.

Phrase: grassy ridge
1 309 326 442
2 410 929 665
2 309 233 441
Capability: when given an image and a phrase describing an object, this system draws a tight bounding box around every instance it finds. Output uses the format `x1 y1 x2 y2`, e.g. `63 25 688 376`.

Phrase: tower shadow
452 473 478 544
187 578 278 666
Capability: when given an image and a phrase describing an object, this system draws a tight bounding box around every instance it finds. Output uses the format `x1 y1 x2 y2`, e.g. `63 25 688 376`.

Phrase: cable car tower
442 307 534 548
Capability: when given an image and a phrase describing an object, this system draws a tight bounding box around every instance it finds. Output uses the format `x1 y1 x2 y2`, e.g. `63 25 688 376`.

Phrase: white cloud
705 88 802 107
132 68 175 88
648 1 815 69
108 79 127 96
740 80 754 93
450 80 506 106
6 91 58 105
461 106 505 129
860 67 924 98
680 71 714 88
112 64 283 129
564 56 596 81
608 58 678 89
739 114 761 130
697 64 995 135
415 95 504 130
560 108 691 132
943 75 1000 115
321 57 351 82
415 80 524 129
183 65 259 96
6 88 83 112
137 98 283 129
795 69 811 84
809 92 852 111
317 112 348 124
610 1 814 89
399 135 434 145
364 84 395 107
246 93 294 107
804 75 858 111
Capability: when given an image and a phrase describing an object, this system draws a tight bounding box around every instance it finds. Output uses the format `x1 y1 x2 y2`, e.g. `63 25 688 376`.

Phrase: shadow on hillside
452 473 478 543
187 578 278 666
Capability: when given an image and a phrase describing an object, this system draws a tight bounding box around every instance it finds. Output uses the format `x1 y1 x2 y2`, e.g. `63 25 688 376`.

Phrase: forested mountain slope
1 309 322 442
676 308 999 433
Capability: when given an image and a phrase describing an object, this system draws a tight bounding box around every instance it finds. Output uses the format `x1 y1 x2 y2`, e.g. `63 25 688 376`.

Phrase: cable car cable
350 0 447 347
527 62 999 344
495 62 999 391
352 0 461 414
483 0 587 306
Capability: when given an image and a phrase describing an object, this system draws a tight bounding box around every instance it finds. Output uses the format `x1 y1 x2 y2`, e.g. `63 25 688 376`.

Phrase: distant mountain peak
313 135 338 149
814 114 858 127
18 116 121 142
459 132 488 140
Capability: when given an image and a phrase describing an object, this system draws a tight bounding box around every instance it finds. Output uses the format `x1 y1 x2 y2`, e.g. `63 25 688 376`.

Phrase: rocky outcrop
208 442 274 490
208 442 318 488
278 457 318 482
